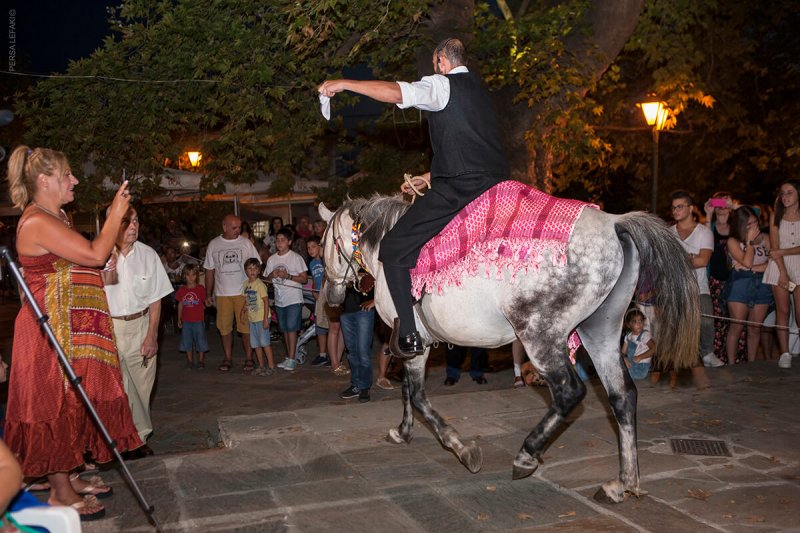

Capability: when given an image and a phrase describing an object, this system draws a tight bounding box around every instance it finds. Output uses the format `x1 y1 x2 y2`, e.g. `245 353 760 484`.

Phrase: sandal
71 473 113 499
513 376 526 389
75 483 113 499
23 478 50 492
243 359 255 373
218 360 232 372
71 495 106 522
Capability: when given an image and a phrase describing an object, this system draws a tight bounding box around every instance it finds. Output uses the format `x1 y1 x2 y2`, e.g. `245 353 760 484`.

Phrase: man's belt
111 308 149 321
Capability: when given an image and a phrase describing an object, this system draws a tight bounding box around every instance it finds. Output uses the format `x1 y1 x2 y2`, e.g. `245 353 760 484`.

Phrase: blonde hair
6 145 70 209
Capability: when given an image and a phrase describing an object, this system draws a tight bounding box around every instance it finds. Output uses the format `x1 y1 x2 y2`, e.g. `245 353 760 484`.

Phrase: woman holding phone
4 146 142 521
704 192 745 363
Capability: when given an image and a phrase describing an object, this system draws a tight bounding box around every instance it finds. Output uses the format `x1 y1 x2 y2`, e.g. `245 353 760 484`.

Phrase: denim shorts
179 321 209 352
276 303 302 333
725 270 774 308
249 321 271 348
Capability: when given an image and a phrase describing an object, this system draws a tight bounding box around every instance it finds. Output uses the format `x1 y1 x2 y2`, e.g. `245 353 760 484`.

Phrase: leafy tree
590 0 800 212
17 0 430 209
12 0 798 215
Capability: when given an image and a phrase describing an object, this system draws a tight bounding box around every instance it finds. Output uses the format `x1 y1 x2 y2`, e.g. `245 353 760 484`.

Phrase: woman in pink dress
4 146 141 521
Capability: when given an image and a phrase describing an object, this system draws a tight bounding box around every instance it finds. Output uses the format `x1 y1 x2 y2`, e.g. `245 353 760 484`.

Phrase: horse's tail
615 212 700 370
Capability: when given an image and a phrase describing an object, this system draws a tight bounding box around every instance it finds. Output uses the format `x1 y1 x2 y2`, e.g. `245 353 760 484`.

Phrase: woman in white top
762 180 800 369
725 206 772 363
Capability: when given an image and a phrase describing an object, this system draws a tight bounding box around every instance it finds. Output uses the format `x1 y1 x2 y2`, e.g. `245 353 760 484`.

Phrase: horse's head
319 202 357 305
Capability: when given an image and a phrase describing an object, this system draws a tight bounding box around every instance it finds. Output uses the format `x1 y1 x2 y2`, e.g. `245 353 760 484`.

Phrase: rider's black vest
427 72 508 179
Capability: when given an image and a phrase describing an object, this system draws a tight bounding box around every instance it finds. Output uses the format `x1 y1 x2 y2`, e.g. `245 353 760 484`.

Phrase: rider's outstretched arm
318 80 402 104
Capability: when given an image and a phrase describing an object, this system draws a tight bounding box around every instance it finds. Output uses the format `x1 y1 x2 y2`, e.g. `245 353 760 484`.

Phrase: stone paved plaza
3 302 800 531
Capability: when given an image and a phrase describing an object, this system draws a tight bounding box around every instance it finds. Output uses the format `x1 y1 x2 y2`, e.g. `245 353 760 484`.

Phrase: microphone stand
0 246 163 532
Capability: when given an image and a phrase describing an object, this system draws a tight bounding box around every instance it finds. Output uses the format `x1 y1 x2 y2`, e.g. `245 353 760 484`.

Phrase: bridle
326 208 370 292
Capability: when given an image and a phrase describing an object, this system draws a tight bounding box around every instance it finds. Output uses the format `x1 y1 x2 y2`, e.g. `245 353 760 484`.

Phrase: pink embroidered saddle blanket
410 180 596 299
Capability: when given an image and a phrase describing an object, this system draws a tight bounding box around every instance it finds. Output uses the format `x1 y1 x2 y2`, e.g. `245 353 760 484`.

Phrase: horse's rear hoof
458 442 483 473
593 480 626 504
387 428 410 444
511 463 537 480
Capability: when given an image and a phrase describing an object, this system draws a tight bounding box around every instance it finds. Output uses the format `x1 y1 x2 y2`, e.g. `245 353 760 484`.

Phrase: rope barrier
701 312 794 331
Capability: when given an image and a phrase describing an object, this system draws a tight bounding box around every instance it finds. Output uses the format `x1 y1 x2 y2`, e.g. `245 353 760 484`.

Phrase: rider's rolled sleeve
396 74 450 112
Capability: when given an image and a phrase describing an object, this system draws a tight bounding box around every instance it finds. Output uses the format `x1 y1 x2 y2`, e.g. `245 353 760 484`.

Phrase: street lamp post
638 101 669 213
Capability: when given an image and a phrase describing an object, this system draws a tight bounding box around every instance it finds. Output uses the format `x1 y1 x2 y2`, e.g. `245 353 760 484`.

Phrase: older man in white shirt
104 207 173 445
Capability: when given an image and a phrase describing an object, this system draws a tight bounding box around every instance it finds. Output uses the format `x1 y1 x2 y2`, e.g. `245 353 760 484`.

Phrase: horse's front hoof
386 428 410 444
457 441 483 473
512 451 539 480
511 462 538 480
593 480 626 504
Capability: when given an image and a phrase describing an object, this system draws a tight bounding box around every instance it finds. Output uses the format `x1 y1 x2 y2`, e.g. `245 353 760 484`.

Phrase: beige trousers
112 315 157 441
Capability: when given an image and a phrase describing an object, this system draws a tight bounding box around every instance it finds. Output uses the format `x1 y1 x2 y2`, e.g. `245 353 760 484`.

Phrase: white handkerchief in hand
319 94 331 120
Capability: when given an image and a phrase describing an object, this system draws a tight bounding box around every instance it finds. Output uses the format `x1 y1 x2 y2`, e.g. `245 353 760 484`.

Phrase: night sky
7 0 116 73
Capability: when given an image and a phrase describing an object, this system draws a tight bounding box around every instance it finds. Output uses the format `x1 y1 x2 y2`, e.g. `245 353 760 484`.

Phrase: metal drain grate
670 438 731 457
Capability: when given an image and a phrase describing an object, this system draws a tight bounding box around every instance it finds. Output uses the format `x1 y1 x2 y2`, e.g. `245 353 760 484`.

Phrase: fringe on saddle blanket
410 180 597 299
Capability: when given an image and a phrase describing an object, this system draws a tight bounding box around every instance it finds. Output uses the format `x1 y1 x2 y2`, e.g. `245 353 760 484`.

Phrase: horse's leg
511 341 587 479
389 347 482 472
578 232 642 503
386 352 418 445
580 328 640 503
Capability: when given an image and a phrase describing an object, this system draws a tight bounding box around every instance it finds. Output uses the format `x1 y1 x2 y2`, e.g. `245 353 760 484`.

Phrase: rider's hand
318 80 346 97
401 174 431 194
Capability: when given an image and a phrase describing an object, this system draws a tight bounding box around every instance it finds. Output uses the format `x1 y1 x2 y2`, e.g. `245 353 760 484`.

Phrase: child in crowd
176 264 209 369
241 258 275 376
266 227 309 371
621 308 656 381
306 236 331 367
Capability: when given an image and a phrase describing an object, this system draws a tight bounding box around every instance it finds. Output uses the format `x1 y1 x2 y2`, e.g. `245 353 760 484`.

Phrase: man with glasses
669 190 724 369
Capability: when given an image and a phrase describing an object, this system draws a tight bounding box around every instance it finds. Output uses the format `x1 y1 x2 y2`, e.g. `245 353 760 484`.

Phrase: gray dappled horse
319 195 699 503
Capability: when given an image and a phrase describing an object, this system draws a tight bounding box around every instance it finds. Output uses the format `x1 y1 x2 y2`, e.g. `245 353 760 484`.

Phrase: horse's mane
339 194 410 249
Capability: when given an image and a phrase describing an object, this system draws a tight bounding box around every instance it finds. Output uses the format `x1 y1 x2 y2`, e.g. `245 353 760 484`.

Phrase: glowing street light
186 151 202 169
637 100 670 213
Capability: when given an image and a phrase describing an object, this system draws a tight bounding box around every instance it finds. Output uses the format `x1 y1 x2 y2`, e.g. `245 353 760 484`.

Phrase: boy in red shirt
176 264 209 369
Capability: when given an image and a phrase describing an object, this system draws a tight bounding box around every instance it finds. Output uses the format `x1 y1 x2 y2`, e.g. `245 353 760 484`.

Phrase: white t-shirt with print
266 250 308 307
670 223 713 295
203 235 261 297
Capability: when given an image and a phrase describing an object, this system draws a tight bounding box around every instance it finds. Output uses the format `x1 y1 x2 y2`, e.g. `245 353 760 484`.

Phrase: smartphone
709 198 729 208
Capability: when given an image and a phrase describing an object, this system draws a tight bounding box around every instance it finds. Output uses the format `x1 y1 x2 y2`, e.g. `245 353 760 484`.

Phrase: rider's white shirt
396 65 469 112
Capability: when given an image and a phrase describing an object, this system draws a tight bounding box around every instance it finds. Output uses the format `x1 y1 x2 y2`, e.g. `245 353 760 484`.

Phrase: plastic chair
10 505 82 532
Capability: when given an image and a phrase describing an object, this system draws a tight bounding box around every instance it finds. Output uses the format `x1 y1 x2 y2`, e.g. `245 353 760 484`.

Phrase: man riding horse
318 38 509 358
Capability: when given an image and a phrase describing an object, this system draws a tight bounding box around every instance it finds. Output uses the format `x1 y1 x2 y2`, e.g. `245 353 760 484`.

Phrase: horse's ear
319 202 335 222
